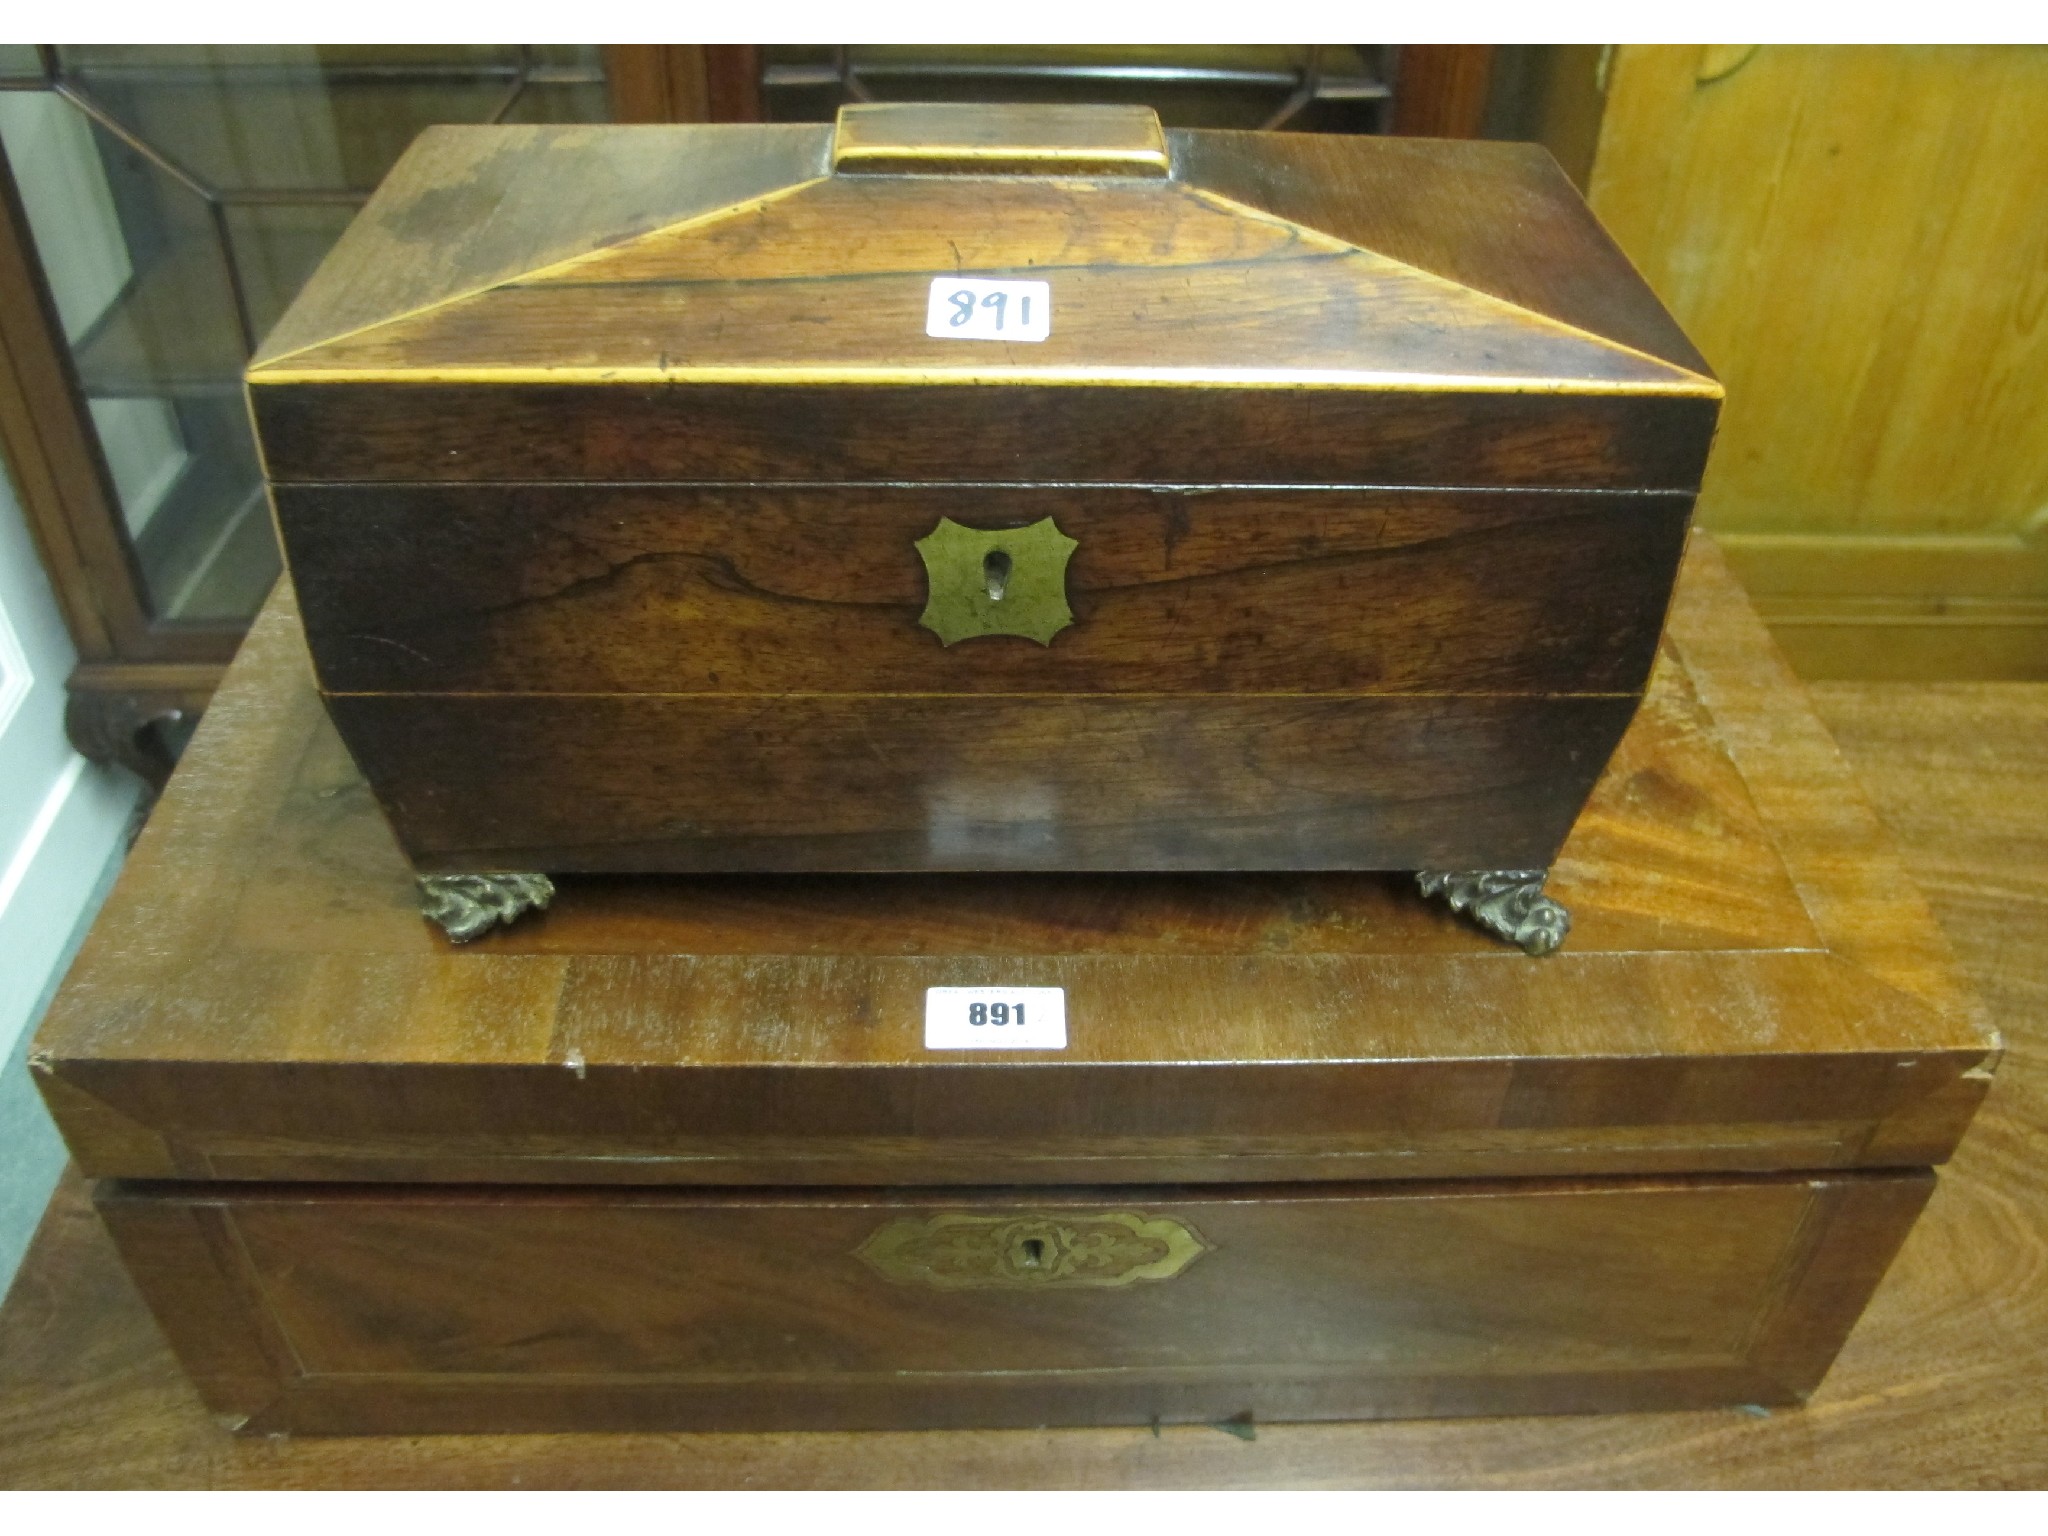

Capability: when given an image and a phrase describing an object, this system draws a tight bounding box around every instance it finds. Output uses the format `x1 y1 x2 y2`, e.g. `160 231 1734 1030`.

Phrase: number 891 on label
924 277 1052 343
923 986 1068 1050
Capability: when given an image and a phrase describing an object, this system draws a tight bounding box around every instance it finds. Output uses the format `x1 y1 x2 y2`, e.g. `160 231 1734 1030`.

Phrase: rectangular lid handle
831 102 1170 178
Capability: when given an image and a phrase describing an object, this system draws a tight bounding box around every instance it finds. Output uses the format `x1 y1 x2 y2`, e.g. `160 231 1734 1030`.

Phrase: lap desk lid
29 543 1996 1189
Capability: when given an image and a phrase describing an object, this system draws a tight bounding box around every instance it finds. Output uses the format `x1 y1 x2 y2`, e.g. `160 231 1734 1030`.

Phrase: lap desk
28 540 1996 1435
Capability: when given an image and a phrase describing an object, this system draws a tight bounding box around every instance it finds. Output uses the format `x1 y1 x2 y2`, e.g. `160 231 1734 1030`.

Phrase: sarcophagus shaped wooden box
246 104 1721 946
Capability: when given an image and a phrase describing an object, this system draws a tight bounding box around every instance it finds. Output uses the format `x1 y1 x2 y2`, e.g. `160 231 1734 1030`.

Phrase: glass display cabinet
0 44 1492 788
0 45 617 783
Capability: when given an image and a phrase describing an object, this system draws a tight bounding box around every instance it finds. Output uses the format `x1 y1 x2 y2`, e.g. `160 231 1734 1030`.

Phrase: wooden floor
0 681 2042 1488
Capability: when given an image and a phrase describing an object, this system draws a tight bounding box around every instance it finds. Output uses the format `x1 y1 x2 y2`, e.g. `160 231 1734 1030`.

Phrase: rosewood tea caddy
245 103 1722 949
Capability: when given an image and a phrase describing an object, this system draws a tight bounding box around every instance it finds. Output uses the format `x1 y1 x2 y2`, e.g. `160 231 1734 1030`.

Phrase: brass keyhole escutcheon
914 516 1077 646
857 1211 1213 1290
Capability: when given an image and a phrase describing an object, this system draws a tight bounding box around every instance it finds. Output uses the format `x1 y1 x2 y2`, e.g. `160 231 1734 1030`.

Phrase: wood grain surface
94 1172 1930 1436
250 379 1719 491
1173 130 1710 377
1587 45 2048 677
331 691 1638 874
26 542 1995 1188
0 671 2040 1483
250 121 1713 393
290 481 1682 872
281 485 1690 697
246 118 1718 490
258 221 1695 387
542 173 1348 284
247 124 834 369
1592 46 2048 542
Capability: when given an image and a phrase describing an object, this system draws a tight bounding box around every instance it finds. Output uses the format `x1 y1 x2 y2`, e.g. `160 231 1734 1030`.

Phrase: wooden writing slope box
28 543 1995 1435
244 104 1721 942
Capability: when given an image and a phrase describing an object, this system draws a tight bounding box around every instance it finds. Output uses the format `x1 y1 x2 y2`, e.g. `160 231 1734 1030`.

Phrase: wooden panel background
1583 44 2048 679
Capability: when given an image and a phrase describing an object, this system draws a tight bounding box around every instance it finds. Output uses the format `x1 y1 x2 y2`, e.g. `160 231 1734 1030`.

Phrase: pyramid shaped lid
249 105 1719 400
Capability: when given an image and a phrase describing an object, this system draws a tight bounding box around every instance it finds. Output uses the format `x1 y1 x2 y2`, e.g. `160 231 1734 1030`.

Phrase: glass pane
225 201 362 341
500 78 612 125
0 46 614 628
0 45 45 81
0 88 261 621
60 45 524 193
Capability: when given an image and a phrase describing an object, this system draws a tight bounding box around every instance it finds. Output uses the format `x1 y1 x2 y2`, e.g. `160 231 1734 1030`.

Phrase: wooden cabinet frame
0 134 222 788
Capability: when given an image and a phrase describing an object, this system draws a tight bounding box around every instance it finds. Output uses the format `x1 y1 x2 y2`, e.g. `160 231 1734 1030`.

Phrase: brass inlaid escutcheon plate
856 1210 1212 1290
914 516 1078 647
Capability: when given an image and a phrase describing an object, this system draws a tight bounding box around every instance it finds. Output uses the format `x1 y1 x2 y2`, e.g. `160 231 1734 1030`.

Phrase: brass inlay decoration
245 363 1724 397
915 515 1078 647
857 1210 1213 1290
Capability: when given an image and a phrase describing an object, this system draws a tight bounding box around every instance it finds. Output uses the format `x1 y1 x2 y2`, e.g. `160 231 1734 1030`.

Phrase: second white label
925 277 1051 342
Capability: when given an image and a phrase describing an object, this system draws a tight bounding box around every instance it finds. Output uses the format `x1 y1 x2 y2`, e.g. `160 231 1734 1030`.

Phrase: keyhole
983 549 1012 602
1020 1237 1045 1268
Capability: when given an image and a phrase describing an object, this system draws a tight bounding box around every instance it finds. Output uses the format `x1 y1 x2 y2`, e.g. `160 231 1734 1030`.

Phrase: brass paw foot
418 872 555 942
1416 869 1570 956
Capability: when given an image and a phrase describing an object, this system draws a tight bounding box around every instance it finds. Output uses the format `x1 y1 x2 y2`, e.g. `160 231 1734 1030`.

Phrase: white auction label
923 986 1067 1050
924 277 1051 342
